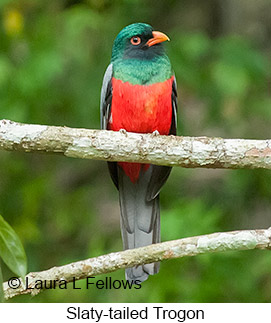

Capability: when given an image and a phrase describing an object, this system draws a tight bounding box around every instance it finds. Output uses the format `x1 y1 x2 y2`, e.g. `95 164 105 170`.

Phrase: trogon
100 23 177 283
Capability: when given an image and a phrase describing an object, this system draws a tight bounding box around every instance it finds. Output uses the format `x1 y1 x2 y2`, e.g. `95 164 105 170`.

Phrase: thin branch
1 119 271 169
3 228 271 299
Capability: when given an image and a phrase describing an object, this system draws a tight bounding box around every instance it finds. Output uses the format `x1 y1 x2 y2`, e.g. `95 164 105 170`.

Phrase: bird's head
111 23 170 62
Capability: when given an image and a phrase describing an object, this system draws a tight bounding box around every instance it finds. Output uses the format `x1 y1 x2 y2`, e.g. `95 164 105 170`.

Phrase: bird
100 23 177 283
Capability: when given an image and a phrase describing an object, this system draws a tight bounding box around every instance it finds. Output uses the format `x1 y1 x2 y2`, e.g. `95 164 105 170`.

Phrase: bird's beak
146 31 170 47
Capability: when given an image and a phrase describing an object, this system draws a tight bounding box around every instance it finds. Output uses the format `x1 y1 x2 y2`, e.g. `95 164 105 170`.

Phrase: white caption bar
1 303 270 323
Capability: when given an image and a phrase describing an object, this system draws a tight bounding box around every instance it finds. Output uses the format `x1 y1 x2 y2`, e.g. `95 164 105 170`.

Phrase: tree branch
3 228 271 299
1 119 271 169
1 120 271 299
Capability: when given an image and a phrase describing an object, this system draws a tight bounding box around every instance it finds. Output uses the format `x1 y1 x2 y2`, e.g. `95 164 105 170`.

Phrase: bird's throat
112 56 172 85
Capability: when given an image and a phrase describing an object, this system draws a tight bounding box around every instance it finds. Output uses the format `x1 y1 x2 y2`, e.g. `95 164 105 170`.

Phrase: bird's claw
152 130 160 137
119 128 128 136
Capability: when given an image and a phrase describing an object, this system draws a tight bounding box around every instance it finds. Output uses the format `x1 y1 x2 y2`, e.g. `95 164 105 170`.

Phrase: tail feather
118 165 160 283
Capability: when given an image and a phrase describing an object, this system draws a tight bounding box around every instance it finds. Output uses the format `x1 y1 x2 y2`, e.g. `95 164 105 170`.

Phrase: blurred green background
1 0 271 302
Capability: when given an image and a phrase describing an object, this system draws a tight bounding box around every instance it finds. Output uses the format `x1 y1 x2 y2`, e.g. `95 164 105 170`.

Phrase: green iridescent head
111 23 170 62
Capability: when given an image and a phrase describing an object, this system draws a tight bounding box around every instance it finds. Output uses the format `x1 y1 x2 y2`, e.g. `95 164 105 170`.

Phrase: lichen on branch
3 227 271 300
1 119 271 169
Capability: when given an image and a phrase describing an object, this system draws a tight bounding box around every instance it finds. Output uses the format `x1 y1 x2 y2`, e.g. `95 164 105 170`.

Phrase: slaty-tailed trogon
100 23 177 283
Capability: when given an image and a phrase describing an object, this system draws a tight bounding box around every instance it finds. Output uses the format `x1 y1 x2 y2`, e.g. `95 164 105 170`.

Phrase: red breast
109 76 174 182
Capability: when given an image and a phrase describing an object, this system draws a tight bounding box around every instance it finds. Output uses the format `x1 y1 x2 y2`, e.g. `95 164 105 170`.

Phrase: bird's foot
152 130 160 137
119 128 128 136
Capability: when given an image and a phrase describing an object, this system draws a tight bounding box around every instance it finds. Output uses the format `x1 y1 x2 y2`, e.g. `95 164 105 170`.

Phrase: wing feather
146 76 178 201
100 64 113 130
100 64 119 188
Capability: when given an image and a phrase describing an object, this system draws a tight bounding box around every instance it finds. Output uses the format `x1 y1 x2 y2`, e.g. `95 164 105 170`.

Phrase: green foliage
0 215 27 301
0 0 271 302
162 198 221 239
0 263 4 303
0 215 27 278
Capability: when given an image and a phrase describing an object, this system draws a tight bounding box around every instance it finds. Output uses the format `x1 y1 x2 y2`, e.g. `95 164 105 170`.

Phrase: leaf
0 215 27 278
0 264 4 302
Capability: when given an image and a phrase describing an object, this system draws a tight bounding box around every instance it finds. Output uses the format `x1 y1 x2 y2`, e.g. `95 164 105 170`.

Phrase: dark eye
130 36 141 45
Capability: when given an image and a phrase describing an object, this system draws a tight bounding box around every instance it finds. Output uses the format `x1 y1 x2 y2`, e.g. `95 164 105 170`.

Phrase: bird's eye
130 36 141 45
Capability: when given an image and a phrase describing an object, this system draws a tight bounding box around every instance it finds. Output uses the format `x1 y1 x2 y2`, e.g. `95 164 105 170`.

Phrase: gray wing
146 75 178 201
170 76 178 135
100 63 119 188
100 63 113 130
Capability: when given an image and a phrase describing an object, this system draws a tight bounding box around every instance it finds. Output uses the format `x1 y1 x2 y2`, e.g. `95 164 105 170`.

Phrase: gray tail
118 165 160 283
